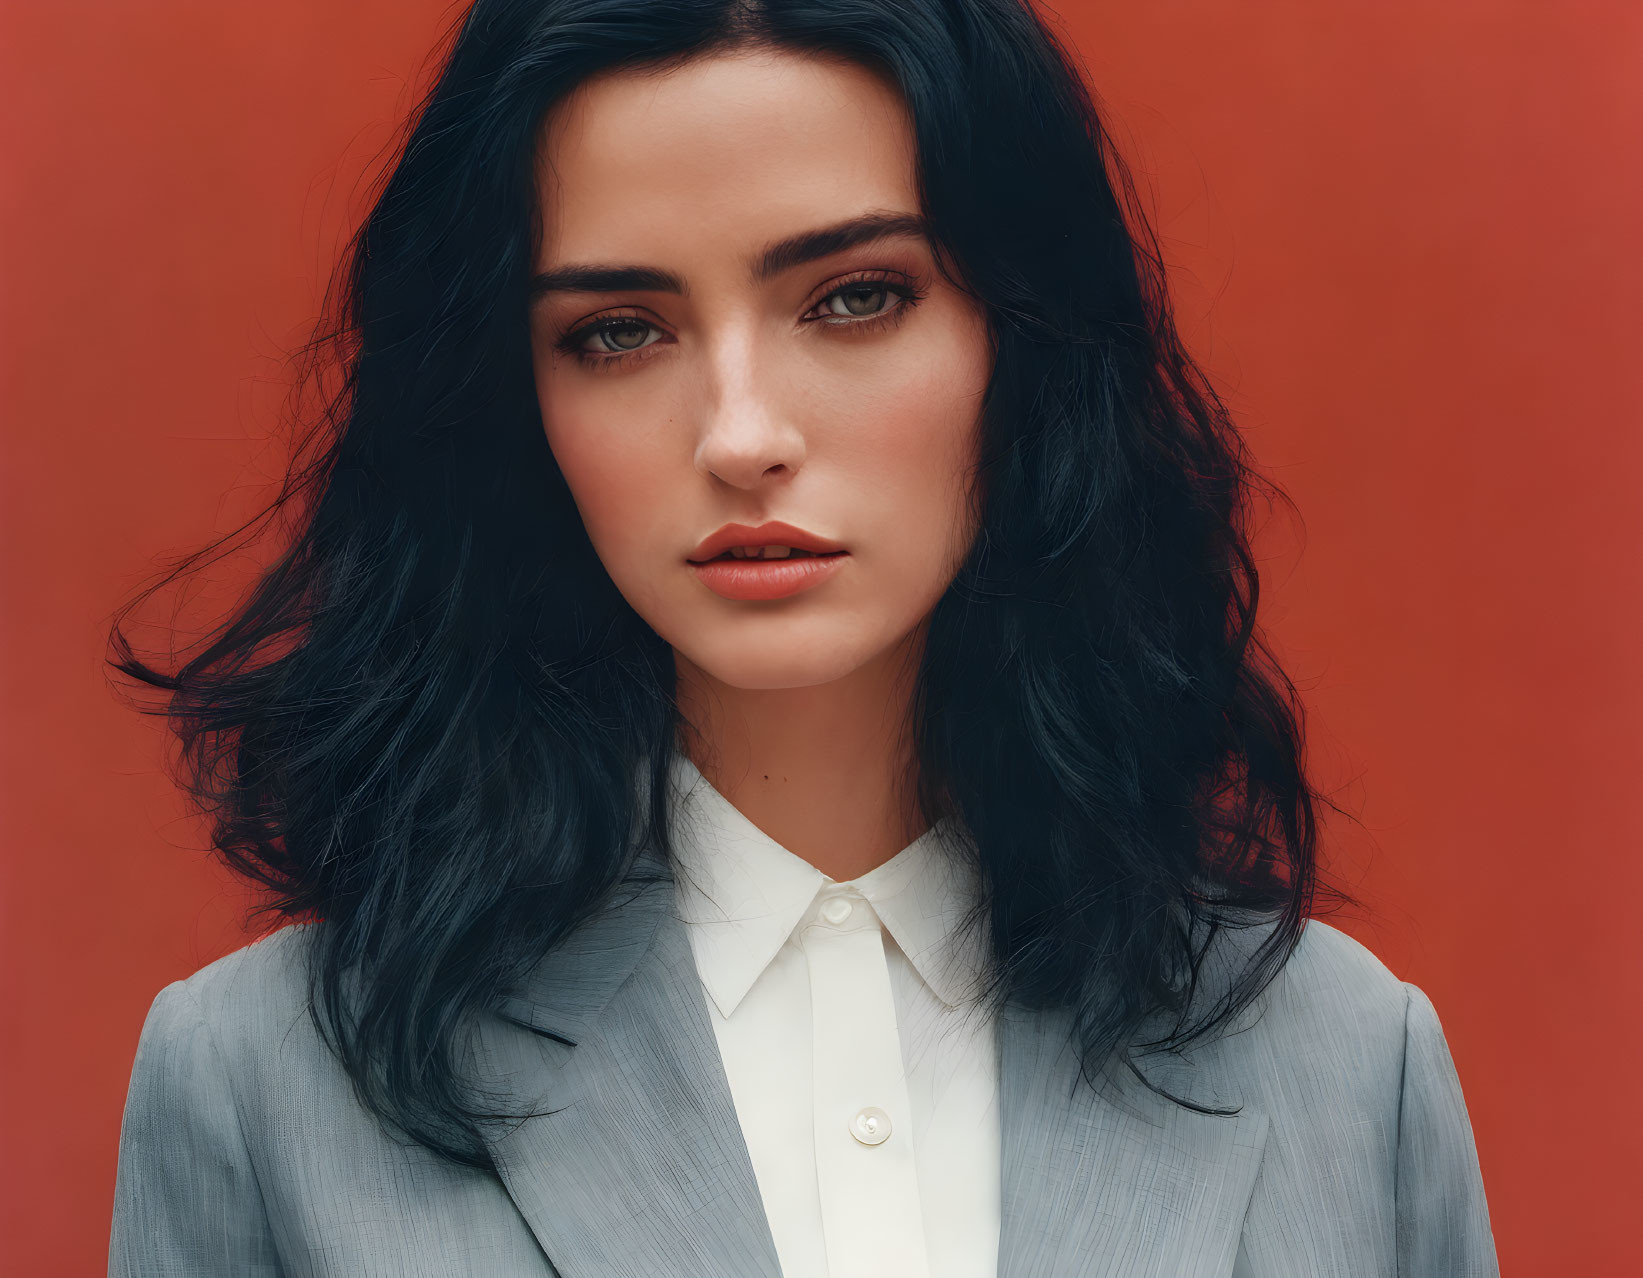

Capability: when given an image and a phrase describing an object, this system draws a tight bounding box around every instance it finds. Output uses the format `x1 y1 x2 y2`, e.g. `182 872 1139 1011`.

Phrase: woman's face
529 48 992 694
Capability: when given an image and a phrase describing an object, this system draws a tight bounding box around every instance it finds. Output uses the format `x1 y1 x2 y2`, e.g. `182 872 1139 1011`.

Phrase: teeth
728 545 813 560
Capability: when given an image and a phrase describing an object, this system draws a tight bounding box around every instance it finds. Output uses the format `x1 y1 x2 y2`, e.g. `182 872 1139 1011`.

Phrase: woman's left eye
807 278 920 324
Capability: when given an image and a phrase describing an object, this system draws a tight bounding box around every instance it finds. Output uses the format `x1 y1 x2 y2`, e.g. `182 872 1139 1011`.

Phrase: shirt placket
801 885 932 1278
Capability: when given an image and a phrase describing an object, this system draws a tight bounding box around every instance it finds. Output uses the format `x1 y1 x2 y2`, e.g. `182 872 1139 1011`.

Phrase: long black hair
109 0 1359 1170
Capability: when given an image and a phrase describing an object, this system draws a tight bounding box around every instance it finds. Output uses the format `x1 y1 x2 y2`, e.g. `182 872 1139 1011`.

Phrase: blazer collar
473 834 1269 1278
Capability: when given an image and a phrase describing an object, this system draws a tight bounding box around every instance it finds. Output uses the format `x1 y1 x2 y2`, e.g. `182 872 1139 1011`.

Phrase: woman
106 1 1499 1275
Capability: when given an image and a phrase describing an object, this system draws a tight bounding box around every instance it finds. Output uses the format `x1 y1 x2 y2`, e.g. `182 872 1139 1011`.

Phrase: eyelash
553 271 926 372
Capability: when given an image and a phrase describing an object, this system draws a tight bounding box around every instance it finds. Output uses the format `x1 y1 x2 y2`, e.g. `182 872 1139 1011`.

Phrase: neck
672 629 930 882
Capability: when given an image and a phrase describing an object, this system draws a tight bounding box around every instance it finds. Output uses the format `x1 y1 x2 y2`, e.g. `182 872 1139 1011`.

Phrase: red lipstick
686 521 850 601
687 521 846 563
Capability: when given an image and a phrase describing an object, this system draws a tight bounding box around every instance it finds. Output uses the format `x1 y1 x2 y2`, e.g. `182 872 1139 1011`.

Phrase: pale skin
529 48 993 881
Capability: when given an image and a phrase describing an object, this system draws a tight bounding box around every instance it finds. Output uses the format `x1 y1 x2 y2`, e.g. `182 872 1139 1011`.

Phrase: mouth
687 521 847 563
686 546 851 601
697 546 849 563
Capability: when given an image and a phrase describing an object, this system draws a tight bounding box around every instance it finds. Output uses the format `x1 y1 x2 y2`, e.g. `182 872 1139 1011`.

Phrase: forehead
534 49 920 265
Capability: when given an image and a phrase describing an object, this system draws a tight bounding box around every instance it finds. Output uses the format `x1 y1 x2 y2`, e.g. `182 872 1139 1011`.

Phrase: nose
691 325 807 490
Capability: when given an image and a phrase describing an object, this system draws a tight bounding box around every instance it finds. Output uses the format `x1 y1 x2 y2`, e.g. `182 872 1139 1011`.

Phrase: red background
4 1 1640 1272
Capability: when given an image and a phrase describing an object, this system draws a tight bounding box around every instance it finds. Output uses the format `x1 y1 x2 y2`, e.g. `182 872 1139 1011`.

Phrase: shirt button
849 1106 892 1145
820 897 854 926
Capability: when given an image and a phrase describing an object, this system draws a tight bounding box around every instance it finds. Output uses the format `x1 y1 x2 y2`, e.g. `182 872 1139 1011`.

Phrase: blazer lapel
471 849 782 1278
997 1000 1270 1278
468 837 1269 1278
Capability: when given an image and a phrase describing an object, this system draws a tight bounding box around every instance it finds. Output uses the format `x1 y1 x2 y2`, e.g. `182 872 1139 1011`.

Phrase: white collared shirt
666 750 1001 1278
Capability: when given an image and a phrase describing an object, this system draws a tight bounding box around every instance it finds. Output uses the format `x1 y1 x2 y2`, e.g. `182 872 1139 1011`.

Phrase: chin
693 652 871 692
673 629 894 693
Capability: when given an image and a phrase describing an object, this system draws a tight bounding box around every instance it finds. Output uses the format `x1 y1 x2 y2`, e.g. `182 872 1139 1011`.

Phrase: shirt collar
666 749 987 1019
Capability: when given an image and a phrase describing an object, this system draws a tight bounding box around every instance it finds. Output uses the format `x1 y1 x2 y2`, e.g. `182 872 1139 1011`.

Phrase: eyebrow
528 210 931 300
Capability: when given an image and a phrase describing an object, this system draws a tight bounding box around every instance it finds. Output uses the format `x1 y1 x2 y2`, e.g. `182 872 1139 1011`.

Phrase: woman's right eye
574 318 661 355
553 314 667 370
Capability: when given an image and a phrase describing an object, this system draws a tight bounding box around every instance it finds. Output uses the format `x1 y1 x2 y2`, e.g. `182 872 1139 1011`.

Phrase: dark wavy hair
109 0 1359 1170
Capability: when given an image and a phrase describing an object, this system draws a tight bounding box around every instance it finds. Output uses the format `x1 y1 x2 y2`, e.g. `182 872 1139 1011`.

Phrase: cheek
895 356 982 461
536 384 670 561
842 320 988 530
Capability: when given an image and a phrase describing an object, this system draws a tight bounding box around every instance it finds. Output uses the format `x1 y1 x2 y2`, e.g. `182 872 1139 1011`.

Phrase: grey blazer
109 850 1499 1277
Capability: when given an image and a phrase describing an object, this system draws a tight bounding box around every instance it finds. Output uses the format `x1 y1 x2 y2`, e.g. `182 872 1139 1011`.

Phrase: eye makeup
551 270 928 372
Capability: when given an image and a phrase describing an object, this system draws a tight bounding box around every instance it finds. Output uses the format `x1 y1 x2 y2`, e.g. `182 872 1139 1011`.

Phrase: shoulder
1164 919 1498 1270
160 922 319 1021
1174 914 1420 1118
125 923 421 1173
119 925 334 1184
115 929 546 1269
1266 916 1412 1035
1183 910 1413 1037
134 923 326 1083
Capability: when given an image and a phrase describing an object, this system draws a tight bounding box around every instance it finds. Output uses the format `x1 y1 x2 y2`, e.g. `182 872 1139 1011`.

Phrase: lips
688 547 850 601
687 520 847 563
